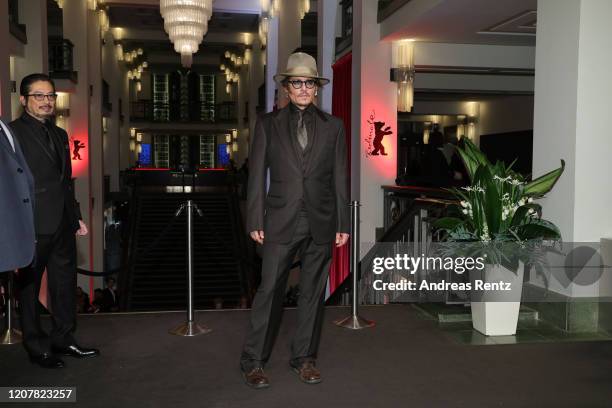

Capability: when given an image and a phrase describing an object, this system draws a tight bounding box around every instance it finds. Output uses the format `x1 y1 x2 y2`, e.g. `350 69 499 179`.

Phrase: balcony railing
49 37 78 82
335 0 353 57
130 100 237 123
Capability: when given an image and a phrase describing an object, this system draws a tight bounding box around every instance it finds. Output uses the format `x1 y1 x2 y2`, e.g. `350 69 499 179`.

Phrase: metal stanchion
334 200 375 330
1 271 23 345
169 200 212 337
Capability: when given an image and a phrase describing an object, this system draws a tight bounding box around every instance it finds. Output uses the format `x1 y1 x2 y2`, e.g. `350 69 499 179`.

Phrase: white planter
470 262 524 336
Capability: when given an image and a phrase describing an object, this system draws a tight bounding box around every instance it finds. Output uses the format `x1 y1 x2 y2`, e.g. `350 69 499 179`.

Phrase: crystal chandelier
160 0 213 68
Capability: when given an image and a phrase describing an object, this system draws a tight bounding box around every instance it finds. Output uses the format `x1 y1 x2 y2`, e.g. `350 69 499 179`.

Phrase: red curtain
328 52 352 296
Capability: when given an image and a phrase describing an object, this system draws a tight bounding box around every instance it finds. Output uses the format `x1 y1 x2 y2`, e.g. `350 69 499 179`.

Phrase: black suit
241 103 349 371
10 112 82 356
0 119 35 272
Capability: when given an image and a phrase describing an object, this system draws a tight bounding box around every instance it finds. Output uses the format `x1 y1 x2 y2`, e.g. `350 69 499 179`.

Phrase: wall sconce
391 39 415 112
270 0 279 18
113 27 123 40
467 121 476 140
130 128 136 138
99 9 110 38
55 92 70 111
457 115 466 139
226 83 231 94
220 64 225 71
299 0 310 19
232 129 238 140
243 33 252 46
137 48 143 55
224 51 231 58
259 16 269 47
116 44 124 61
142 61 148 68
225 134 231 143
136 132 142 142
423 121 431 145
55 0 65 9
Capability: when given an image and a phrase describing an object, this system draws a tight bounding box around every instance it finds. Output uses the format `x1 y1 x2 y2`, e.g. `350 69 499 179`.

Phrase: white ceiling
381 0 537 46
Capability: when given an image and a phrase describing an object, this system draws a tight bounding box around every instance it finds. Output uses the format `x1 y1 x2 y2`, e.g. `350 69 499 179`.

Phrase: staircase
124 191 248 311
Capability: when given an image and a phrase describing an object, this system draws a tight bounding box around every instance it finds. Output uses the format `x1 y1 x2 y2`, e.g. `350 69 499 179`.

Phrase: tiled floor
412 302 612 345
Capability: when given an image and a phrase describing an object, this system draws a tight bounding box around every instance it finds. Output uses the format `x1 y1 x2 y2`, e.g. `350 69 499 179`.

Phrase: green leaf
457 139 490 182
524 160 565 197
476 166 501 234
510 204 542 227
515 223 561 240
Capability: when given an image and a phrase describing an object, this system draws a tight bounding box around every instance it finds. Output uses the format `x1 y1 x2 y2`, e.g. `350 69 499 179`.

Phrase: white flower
528 197 534 203
462 209 469 215
528 208 535 215
461 186 473 192
460 201 468 208
518 198 526 206
511 179 523 186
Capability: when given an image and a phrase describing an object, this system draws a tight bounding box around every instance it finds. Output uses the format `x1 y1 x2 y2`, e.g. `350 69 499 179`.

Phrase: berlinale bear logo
70 138 86 160
365 110 392 157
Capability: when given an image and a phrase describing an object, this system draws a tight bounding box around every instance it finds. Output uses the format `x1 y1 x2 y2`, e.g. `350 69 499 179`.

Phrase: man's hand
250 230 264 245
335 233 349 247
76 220 88 236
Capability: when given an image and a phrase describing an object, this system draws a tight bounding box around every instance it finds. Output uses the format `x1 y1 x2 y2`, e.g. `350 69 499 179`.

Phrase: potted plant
433 138 565 336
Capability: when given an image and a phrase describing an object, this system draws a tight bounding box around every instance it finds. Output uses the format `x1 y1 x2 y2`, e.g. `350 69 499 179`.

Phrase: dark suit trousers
17 216 77 356
240 211 332 371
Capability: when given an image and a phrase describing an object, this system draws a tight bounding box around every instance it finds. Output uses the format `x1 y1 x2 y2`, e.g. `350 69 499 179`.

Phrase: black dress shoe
52 344 100 359
30 353 65 369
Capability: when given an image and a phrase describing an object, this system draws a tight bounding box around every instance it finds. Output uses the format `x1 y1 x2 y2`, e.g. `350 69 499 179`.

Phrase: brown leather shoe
242 367 270 389
291 361 322 384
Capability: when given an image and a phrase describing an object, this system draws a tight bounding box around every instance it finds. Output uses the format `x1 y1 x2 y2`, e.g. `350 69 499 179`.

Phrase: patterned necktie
297 110 308 150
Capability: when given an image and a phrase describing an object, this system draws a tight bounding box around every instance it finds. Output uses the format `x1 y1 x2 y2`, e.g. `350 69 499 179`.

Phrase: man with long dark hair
10 73 99 369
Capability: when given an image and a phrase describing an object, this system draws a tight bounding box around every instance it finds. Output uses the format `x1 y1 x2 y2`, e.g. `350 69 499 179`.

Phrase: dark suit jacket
0 120 35 271
10 113 82 235
247 104 350 245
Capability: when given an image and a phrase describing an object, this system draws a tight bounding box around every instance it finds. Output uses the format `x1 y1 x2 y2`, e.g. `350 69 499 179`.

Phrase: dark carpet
1 304 611 408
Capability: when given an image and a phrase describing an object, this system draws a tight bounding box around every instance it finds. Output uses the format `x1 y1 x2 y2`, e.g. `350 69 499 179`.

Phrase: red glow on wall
362 104 397 178
69 134 89 178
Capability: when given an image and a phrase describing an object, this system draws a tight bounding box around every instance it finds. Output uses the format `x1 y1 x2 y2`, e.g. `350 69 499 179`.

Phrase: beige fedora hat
273 52 330 85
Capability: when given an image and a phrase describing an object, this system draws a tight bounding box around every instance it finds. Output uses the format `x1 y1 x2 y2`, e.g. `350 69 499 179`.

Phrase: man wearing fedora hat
240 52 350 389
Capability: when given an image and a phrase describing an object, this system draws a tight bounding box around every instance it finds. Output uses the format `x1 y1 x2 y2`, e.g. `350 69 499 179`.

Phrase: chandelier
160 0 213 68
